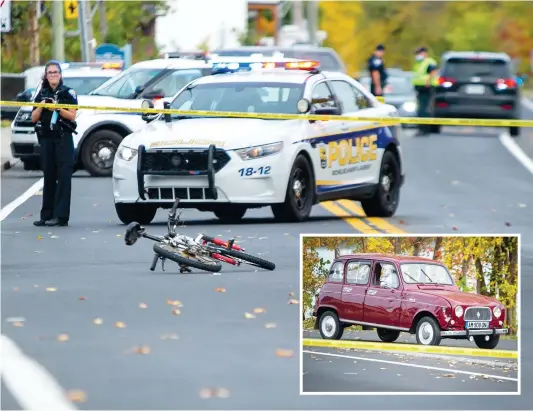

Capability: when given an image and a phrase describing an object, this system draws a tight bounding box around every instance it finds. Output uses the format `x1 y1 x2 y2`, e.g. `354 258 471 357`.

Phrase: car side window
330 80 360 112
351 83 373 109
328 261 345 283
373 263 400 289
346 261 371 285
310 82 336 111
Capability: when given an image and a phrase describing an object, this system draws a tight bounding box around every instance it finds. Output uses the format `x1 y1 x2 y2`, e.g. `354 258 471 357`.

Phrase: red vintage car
312 253 509 349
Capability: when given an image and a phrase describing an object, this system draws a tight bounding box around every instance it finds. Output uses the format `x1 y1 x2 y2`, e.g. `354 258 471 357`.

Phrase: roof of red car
334 253 442 263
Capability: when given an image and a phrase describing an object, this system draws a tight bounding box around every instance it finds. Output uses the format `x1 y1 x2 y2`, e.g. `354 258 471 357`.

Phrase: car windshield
400 263 454 285
89 67 165 98
168 81 305 119
443 58 511 78
63 76 113 95
360 75 413 95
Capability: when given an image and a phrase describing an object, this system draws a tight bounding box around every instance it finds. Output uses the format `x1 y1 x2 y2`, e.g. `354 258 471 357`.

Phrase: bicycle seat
125 222 143 246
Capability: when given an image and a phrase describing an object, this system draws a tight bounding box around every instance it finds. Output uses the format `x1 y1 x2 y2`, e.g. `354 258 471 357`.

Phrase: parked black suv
433 51 521 136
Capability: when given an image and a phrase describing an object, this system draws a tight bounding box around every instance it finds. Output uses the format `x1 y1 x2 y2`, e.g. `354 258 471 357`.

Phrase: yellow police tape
2 100 533 128
302 338 518 359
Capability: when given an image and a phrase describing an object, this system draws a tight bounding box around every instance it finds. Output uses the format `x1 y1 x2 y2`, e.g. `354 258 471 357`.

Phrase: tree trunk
99 0 108 40
433 237 443 260
475 257 488 295
334 247 341 258
29 2 40 66
460 256 470 287
394 238 401 254
413 237 423 256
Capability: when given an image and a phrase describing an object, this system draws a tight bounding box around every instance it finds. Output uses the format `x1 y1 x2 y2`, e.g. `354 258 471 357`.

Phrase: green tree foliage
319 1 533 76
1 0 169 72
303 236 519 334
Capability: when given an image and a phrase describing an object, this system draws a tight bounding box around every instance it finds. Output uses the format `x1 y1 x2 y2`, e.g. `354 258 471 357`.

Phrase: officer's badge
373 58 382 66
68 89 77 99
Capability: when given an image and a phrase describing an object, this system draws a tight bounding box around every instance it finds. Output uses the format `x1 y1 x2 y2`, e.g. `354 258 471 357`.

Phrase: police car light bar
211 60 320 75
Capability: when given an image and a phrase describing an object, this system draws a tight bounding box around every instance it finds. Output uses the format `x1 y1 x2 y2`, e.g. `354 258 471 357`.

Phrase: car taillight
496 78 517 88
438 76 455 86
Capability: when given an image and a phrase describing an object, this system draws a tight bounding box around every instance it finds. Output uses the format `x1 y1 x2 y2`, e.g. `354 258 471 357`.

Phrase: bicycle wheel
153 243 222 273
217 247 275 271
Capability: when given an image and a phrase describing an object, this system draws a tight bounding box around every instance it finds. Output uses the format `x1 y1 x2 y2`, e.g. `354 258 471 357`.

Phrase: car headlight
402 101 417 113
117 145 138 161
235 141 283 161
455 305 463 318
493 306 502 319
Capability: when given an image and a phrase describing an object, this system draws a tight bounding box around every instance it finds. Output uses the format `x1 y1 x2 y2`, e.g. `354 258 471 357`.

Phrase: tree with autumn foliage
302 236 519 334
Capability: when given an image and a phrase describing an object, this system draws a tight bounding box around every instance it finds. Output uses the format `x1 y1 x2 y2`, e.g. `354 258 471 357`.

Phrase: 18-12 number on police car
239 166 271 176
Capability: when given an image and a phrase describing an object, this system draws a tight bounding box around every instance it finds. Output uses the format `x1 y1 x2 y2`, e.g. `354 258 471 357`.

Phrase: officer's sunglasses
46 70 60 76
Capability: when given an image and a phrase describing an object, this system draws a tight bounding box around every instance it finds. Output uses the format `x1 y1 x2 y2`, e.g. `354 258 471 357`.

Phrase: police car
112 60 405 224
11 58 214 176
11 62 122 171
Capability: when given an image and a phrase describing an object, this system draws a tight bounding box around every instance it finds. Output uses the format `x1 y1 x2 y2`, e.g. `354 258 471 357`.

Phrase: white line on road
1 335 77 410
522 97 533 112
0 178 43 221
499 132 533 176
303 350 518 382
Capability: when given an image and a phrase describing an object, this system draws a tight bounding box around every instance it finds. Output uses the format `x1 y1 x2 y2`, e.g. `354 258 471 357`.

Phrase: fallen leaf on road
379 367 387 370
115 321 126 328
258 237 268 240
253 308 265 314
161 333 179 340
199 387 231 399
505 222 511 226
35 190 43 196
167 299 183 307
13 287 19 292
46 287 56 292
214 288 226 293
79 296 86 301
139 303 148 309
135 345 151 354
172 309 181 315
93 318 103 325
397 374 402 376
37 236 44 240
469 375 476 379
288 292 295 297
442 373 455 378
482 375 489 379
67 389 87 403
288 299 299 305
80 237 86 240
50 235 59 239
452 226 458 231
116 234 121 237
57 334 69 342
519 203 526 208
399 219 406 225
244 312 256 319
275 349 294 358
13 322 24 327
265 323 276 328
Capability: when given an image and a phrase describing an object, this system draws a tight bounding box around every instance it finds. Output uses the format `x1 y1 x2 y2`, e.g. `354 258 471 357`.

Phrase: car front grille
14 110 34 128
464 307 492 321
146 187 217 201
140 148 231 173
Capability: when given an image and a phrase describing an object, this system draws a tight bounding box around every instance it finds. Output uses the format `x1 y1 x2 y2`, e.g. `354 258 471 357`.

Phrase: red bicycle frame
202 236 244 266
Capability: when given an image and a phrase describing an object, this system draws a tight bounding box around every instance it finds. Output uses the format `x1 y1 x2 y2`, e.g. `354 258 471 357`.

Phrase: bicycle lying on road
124 198 276 273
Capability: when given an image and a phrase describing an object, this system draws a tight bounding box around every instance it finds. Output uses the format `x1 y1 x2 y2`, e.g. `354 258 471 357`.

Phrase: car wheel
318 310 343 340
213 206 247 223
271 154 314 222
81 130 123 177
361 150 400 217
115 203 157 225
473 334 500 349
415 316 442 346
22 157 40 171
429 124 441 134
509 126 520 137
376 328 400 343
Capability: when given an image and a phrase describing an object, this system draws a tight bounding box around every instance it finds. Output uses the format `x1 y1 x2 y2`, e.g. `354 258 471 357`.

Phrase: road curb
302 338 518 359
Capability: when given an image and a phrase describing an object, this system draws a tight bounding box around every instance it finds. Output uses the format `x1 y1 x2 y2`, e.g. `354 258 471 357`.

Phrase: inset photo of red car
300 234 520 394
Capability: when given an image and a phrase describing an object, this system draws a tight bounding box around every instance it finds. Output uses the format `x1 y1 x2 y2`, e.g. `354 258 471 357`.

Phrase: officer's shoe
33 219 49 227
45 218 68 227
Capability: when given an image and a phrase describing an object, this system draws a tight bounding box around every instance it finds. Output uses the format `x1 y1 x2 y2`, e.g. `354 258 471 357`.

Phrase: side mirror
141 99 158 123
163 101 171 123
314 106 340 116
143 89 164 100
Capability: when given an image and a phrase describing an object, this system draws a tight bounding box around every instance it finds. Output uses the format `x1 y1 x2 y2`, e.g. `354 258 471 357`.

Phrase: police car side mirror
141 99 157 123
314 106 340 116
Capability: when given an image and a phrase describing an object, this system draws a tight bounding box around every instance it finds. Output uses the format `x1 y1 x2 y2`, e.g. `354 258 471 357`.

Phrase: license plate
466 321 489 329
465 85 485 95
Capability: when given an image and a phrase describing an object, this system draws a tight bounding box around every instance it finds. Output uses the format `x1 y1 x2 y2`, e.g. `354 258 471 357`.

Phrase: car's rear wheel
271 154 314 222
473 334 500 349
361 150 400 217
213 206 247 223
22 157 40 171
115 203 157 225
81 130 123 177
509 126 520 137
429 124 441 134
415 316 442 346
376 328 400 343
318 310 343 340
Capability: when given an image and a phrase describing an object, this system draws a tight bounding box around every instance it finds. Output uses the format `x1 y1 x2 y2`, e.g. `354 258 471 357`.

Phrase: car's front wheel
415 316 442 346
473 334 500 349
81 130 123 177
361 150 401 217
271 154 314 222
115 203 157 225
318 310 343 340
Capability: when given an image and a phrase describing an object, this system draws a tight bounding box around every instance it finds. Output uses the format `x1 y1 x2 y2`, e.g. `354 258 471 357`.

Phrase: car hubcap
91 140 117 170
322 316 336 337
292 168 308 210
381 163 397 207
419 322 433 344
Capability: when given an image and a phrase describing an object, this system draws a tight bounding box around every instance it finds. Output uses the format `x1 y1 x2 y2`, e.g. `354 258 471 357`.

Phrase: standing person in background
31 60 78 227
412 47 439 136
367 44 388 97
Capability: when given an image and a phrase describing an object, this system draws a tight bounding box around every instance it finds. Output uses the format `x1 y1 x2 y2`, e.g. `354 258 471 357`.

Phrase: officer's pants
39 133 74 222
416 89 434 132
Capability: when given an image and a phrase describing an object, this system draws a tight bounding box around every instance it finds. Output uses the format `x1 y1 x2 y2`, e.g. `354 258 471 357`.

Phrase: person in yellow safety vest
412 47 439 136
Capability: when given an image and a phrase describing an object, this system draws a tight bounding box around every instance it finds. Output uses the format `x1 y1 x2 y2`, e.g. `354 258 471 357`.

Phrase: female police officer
32 60 78 227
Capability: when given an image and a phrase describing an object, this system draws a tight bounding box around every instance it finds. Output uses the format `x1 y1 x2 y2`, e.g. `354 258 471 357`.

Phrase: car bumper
434 94 519 119
10 142 40 159
441 328 508 337
113 145 291 205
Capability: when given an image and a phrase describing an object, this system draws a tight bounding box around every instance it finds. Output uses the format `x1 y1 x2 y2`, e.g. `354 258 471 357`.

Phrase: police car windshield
62 76 113 95
169 82 305 119
400 263 454 285
89 67 164 98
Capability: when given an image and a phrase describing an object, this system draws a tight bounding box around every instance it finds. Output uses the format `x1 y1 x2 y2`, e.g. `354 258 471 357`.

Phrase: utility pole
29 1 40 66
51 0 65 61
292 0 303 29
84 0 95 61
99 0 107 40
78 0 89 61
307 0 318 45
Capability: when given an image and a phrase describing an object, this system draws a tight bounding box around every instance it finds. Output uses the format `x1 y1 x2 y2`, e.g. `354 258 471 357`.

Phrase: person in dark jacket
32 60 78 227
367 44 388 96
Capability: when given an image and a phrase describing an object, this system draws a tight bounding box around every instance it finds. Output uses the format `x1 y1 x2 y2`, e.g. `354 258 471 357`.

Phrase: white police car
11 58 213 176
112 60 405 224
10 62 122 171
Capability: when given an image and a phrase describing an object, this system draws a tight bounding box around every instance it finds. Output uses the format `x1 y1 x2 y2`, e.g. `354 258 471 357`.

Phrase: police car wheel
510 126 520 137
81 130 123 177
361 150 400 217
22 158 41 171
115 203 157 225
213 206 247 223
271 154 314 222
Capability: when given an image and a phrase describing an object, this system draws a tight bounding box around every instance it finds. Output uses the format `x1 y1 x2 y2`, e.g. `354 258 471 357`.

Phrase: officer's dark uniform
367 44 388 96
32 80 78 227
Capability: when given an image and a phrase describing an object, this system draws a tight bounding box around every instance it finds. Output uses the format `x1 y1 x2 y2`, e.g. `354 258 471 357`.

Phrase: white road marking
0 178 44 221
1 335 76 410
499 132 533 176
303 350 518 382
521 97 533 112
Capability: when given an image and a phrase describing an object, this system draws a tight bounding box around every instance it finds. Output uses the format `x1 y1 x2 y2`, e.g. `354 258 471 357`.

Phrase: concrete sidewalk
1 127 18 172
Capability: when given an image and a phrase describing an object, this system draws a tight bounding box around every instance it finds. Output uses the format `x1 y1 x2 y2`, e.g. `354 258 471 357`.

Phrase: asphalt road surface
1 101 533 409
302 347 518 393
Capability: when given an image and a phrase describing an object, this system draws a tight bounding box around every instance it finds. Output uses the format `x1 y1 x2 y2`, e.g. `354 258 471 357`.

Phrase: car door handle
367 290 377 295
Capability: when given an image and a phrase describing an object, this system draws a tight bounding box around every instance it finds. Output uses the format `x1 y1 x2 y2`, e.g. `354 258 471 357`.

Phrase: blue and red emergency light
211 60 321 75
